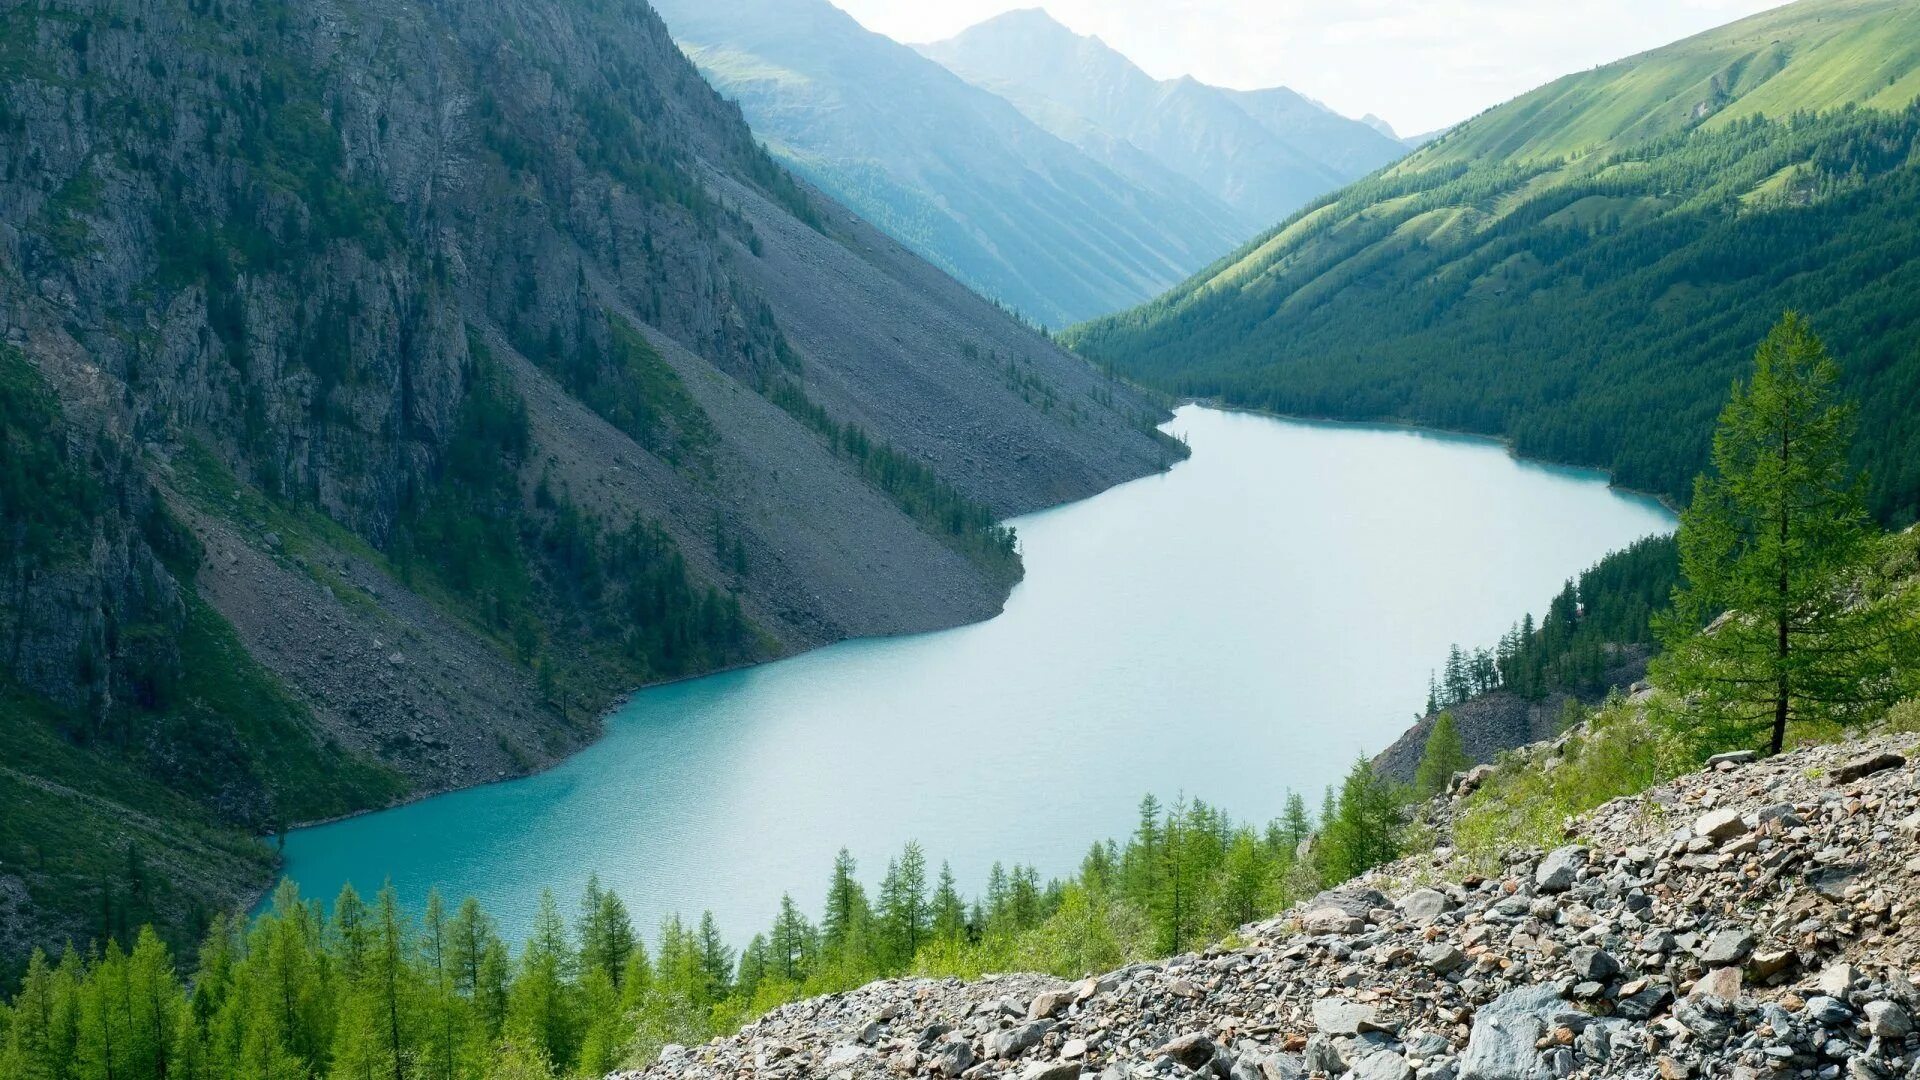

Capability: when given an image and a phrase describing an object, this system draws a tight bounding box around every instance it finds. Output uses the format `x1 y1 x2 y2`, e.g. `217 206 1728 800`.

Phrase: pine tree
1005 866 1043 933
125 928 180 1080
768 895 814 984
694 913 733 1002
1442 645 1471 706
1656 313 1912 754
5 950 59 1080
330 884 371 984
733 936 770 1002
929 864 966 945
1217 830 1270 929
876 842 929 967
370 885 417 1080
982 862 1010 929
1277 791 1312 857
1318 760 1406 885
418 891 465 1080
818 849 870 971
576 880 635 986
1121 794 1163 906
1414 712 1472 799
507 890 578 1068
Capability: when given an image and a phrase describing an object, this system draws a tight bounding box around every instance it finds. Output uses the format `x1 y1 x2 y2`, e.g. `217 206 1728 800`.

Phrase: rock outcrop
0 0 1178 964
624 734 1920 1079
1373 650 1651 784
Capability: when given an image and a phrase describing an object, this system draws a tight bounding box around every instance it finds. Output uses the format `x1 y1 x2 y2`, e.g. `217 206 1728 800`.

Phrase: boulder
1423 943 1469 975
1315 997 1381 1036
1352 1052 1415 1080
1535 846 1587 893
1803 996 1853 1026
1693 809 1749 844
1303 907 1366 935
931 1038 976 1076
1701 929 1756 967
1832 752 1905 783
1567 946 1619 982
1818 963 1858 996
1021 1063 1082 1080
1029 988 1076 1019
1398 888 1453 920
1460 986 1567 1080
986 1020 1055 1060
1748 949 1796 981
1691 966 1743 1002
1865 1001 1913 1038
1304 1035 1347 1075
1156 1032 1219 1070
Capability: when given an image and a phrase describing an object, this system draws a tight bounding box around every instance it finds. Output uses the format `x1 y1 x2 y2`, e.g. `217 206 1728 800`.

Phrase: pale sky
833 0 1793 136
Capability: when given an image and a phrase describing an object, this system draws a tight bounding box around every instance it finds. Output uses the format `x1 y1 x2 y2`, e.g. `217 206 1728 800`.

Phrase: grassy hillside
1070 0 1920 524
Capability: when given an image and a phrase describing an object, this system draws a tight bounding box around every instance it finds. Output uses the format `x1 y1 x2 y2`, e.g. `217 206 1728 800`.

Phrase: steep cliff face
0 0 1179 966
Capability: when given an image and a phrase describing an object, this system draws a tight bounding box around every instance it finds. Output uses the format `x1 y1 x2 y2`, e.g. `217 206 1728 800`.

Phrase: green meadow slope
1070 0 1920 523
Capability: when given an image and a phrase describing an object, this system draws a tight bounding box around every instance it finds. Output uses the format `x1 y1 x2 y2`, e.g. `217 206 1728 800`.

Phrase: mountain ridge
654 0 1254 327
916 8 1409 227
1069 0 1920 524
0 0 1178 970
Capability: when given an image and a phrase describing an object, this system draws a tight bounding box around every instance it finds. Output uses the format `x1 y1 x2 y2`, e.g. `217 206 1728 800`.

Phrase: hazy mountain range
651 0 1407 325
918 9 1407 228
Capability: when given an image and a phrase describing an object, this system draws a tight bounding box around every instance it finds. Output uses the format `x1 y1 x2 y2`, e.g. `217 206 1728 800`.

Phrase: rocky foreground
625 732 1920 1080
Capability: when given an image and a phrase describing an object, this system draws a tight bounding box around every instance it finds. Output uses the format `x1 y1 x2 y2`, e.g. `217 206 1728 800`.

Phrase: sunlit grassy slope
1069 0 1920 524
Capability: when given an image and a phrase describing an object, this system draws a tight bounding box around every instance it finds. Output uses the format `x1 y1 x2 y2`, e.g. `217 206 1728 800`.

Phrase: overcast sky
831 0 1792 135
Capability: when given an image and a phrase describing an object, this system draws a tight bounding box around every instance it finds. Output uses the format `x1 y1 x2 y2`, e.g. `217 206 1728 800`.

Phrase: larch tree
1656 313 1911 754
1414 712 1472 799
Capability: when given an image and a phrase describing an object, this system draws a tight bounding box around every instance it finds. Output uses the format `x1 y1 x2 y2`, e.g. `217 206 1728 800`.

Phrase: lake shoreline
268 405 1678 941
1180 397 1685 515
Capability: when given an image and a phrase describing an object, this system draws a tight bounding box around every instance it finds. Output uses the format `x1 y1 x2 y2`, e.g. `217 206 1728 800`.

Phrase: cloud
830 0 1790 134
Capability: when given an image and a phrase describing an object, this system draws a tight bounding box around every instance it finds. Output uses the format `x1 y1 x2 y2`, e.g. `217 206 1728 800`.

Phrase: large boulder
986 1020 1055 1060
1398 888 1452 921
1351 1052 1414 1080
1832 752 1905 783
1460 986 1569 1080
1692 809 1748 844
1314 998 1381 1036
1535 846 1587 893
1303 907 1366 935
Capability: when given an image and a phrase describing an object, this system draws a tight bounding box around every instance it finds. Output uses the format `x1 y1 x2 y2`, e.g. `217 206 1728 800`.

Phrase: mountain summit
917 8 1408 226
651 0 1252 327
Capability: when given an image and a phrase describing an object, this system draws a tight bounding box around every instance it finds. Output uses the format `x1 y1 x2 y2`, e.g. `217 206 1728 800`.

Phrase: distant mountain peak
1361 113 1399 140
920 11 1407 226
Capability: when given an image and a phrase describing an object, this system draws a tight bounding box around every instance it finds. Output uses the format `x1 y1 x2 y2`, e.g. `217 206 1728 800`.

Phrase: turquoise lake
276 405 1675 943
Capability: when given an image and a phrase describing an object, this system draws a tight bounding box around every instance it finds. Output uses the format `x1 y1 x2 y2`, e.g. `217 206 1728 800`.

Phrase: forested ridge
1069 0 1920 524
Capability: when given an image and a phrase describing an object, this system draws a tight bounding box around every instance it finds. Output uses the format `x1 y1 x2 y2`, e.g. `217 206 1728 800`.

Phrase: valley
273 405 1673 949
4 0 1920 1077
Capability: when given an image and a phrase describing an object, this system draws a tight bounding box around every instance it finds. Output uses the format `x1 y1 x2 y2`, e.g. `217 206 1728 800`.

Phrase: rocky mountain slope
0 0 1177 968
629 730 1920 1080
1374 650 1654 785
1068 0 1920 523
647 0 1259 327
918 10 1408 228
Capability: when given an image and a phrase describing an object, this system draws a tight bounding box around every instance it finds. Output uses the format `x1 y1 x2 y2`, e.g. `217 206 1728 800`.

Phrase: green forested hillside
1070 0 1920 524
